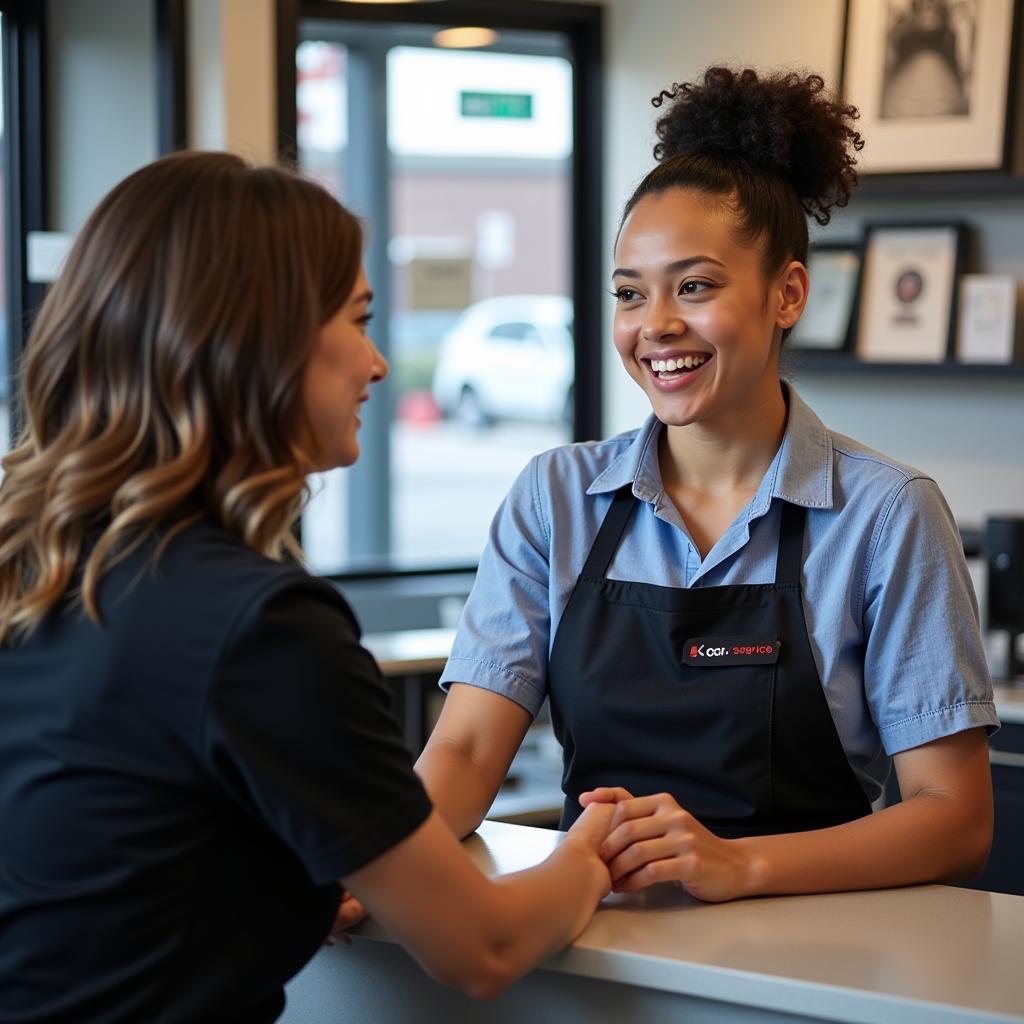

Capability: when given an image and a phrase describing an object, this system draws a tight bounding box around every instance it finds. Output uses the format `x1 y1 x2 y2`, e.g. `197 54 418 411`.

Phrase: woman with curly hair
418 67 998 902
0 151 618 1023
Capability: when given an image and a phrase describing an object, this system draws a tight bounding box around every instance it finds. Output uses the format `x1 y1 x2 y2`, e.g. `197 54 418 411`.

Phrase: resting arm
415 683 533 839
341 807 611 999
741 727 994 894
588 727 993 902
732 477 994 894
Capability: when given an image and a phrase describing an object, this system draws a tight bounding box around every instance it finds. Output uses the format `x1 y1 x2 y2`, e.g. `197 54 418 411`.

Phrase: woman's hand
564 800 619 898
328 889 367 945
579 788 754 903
566 799 618 853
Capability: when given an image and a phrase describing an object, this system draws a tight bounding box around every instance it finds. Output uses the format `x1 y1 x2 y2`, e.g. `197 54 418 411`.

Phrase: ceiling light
433 26 500 48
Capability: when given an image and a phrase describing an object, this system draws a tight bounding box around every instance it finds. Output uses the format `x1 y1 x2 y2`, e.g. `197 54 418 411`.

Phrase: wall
45 0 276 239
587 0 1024 525
46 0 158 232
803 194 1024 522
43 0 1024 525
187 0 276 161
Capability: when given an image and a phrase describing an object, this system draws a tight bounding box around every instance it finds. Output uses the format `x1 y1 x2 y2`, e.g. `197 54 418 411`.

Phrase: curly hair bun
652 67 863 225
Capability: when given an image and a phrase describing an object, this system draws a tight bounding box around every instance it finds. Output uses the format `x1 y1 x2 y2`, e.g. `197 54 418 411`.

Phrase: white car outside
431 295 573 427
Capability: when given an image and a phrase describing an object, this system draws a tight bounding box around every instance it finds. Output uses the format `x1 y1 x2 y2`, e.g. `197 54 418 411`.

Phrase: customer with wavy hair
0 151 615 1024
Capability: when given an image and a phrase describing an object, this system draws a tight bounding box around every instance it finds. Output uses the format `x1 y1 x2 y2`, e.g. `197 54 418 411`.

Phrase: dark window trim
2 0 46 444
155 0 188 153
327 564 479 585
3 0 180 448
274 0 603 580
276 0 300 164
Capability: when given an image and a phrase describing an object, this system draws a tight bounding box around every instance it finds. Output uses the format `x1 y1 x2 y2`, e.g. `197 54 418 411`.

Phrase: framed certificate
956 274 1021 363
789 242 862 352
853 222 967 362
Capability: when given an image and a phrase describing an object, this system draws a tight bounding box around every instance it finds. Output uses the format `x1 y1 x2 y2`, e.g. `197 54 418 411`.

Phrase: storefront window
297 30 573 572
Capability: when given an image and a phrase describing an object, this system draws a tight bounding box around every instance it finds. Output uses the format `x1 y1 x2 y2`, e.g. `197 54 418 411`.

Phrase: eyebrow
612 256 724 279
353 289 374 305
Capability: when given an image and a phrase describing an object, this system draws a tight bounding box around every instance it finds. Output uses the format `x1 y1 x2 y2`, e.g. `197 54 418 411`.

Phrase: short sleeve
862 477 999 754
205 579 432 883
439 457 552 717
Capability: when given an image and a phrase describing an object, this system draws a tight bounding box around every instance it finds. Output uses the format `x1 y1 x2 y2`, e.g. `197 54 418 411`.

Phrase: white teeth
651 355 707 373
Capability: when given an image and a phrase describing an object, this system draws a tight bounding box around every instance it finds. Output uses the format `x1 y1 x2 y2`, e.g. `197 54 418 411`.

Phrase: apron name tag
682 636 781 667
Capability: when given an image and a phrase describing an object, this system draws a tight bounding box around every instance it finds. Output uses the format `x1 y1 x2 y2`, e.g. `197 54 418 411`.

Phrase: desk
364 628 564 825
363 627 453 677
362 628 452 753
282 820 1024 1024
994 685 1024 725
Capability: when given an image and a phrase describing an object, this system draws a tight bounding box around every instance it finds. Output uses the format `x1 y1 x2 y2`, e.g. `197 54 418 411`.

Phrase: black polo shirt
0 522 432 1023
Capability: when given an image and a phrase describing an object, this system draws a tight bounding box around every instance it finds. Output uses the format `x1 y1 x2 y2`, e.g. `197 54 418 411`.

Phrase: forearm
739 792 993 897
415 738 496 839
422 836 609 998
486 836 610 976
346 812 610 1001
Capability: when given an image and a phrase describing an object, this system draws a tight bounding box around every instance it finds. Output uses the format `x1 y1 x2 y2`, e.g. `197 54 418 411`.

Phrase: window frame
1 0 185 450
1 0 46 446
276 0 604 580
155 0 188 154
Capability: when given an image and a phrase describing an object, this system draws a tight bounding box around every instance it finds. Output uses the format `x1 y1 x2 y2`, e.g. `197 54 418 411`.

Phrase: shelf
856 170 1024 200
782 354 1024 377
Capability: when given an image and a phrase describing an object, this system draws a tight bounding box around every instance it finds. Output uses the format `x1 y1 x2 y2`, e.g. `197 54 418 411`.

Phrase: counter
282 820 1024 1024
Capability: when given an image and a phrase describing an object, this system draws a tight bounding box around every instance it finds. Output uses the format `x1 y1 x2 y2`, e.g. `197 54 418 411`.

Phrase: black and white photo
842 0 1017 172
879 0 977 119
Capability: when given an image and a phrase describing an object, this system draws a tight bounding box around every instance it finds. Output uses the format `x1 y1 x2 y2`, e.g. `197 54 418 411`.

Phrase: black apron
548 486 872 837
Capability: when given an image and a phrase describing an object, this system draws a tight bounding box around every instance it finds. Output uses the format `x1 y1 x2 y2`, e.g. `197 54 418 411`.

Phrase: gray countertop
348 819 1024 1023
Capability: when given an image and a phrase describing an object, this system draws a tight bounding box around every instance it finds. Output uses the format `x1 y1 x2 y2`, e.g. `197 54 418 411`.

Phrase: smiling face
302 266 388 470
612 188 806 431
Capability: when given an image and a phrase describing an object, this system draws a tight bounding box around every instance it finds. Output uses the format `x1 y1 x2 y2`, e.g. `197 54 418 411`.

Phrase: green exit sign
460 91 533 119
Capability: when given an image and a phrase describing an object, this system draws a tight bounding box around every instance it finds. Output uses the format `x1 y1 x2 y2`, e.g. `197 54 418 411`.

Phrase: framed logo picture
853 222 968 362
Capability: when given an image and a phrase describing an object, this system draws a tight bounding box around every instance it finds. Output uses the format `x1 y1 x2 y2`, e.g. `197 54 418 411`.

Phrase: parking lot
392 418 567 563
303 417 568 572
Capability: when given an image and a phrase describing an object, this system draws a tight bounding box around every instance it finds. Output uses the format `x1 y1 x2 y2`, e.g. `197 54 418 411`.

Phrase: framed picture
956 274 1022 363
853 222 968 362
841 0 1020 173
789 241 863 352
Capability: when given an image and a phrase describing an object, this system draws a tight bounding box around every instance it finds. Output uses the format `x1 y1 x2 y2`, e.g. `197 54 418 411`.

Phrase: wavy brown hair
0 151 362 644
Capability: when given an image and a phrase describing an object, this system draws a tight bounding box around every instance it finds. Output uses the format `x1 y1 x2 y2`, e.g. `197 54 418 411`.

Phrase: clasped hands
331 786 757 940
577 787 756 903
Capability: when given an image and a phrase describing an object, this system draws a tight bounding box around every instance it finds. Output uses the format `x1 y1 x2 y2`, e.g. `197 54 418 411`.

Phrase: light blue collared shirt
440 384 999 801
